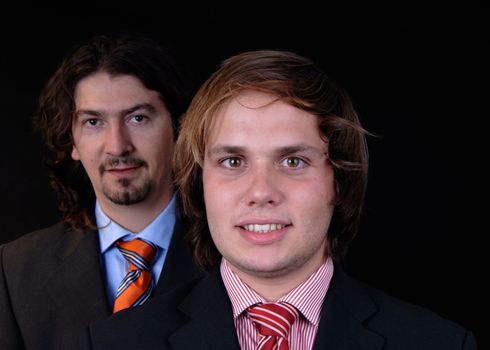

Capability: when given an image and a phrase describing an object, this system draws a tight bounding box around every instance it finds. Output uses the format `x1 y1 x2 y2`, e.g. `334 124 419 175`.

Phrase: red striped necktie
248 302 299 350
113 238 158 313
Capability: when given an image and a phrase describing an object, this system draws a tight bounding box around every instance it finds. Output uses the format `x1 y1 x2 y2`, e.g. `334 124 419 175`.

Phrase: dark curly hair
34 34 190 230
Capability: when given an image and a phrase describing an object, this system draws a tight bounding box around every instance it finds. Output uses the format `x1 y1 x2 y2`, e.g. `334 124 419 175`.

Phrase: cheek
310 171 336 208
294 180 335 224
152 145 174 172
203 173 236 228
204 176 240 211
203 192 225 246
203 175 223 211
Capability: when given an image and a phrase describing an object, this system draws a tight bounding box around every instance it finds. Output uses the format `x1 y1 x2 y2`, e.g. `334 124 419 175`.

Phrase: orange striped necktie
248 302 299 350
113 238 158 313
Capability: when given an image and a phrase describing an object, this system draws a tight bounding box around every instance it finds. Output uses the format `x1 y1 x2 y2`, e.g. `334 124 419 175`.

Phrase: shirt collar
220 257 334 326
96 194 177 253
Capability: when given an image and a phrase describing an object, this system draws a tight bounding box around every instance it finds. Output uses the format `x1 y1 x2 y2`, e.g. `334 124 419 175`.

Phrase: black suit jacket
83 265 477 350
0 219 203 350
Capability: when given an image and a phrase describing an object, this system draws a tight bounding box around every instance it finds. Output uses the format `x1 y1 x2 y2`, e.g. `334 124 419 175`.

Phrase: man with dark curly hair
0 34 201 349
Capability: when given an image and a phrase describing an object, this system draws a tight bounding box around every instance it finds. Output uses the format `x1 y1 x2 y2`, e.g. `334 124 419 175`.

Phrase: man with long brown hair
83 50 476 349
0 34 201 349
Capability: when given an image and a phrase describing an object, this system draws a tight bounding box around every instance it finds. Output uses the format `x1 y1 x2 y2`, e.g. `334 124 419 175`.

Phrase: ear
71 145 81 160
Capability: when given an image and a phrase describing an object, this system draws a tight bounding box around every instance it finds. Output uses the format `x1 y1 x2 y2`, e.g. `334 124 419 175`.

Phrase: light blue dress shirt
96 194 176 307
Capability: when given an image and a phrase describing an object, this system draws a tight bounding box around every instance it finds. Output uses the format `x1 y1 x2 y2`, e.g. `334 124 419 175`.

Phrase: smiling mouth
241 224 289 233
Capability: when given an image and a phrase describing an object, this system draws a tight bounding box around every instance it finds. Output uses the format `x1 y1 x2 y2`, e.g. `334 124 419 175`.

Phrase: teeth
243 224 284 233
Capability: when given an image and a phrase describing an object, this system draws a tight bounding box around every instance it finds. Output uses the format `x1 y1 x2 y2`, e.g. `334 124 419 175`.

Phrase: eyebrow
207 146 246 157
207 143 327 157
276 144 326 156
75 103 157 118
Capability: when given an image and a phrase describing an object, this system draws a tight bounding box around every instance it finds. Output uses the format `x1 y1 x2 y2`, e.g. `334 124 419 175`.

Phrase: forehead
74 72 159 108
207 90 324 147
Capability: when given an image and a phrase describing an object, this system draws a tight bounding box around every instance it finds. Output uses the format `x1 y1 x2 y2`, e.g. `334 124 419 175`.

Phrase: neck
228 257 326 302
98 193 172 233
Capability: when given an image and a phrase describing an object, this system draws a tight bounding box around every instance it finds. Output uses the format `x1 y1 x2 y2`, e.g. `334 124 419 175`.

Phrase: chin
240 258 288 275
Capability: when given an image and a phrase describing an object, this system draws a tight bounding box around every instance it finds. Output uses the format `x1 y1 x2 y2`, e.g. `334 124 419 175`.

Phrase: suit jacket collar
153 219 203 296
168 268 241 350
313 262 385 350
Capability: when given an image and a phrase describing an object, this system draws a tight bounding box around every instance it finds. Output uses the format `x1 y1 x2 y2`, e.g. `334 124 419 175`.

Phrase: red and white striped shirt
220 257 334 350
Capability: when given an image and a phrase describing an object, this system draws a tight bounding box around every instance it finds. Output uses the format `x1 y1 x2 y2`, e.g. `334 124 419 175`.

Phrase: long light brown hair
174 50 368 268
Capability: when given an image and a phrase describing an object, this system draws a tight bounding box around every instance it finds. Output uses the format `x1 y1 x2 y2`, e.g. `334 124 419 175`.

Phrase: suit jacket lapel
46 227 111 327
169 269 241 350
314 264 384 350
153 219 203 296
168 264 384 350
43 217 200 341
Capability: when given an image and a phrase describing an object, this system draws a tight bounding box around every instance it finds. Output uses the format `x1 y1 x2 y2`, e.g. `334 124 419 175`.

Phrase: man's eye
282 157 305 168
132 114 146 122
222 157 242 168
86 118 99 126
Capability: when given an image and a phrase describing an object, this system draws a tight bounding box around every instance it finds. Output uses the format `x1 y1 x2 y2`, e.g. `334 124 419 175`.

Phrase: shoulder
329 265 477 349
1 221 91 276
2 222 69 259
366 285 477 348
367 283 470 335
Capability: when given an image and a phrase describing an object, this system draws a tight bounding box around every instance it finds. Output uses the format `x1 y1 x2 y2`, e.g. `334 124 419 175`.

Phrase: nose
104 122 134 156
245 165 283 207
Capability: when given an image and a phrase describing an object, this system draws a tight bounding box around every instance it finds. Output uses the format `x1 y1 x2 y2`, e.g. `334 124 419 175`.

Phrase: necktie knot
113 238 158 313
248 302 299 350
115 238 157 271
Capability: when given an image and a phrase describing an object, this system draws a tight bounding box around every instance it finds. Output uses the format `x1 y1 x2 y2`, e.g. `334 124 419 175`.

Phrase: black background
1 3 488 348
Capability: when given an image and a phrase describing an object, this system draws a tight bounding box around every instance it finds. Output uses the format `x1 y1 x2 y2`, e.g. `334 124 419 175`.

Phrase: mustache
98 156 147 174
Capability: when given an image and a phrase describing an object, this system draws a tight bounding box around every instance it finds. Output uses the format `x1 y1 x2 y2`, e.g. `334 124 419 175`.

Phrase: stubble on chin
103 176 152 205
99 156 151 205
